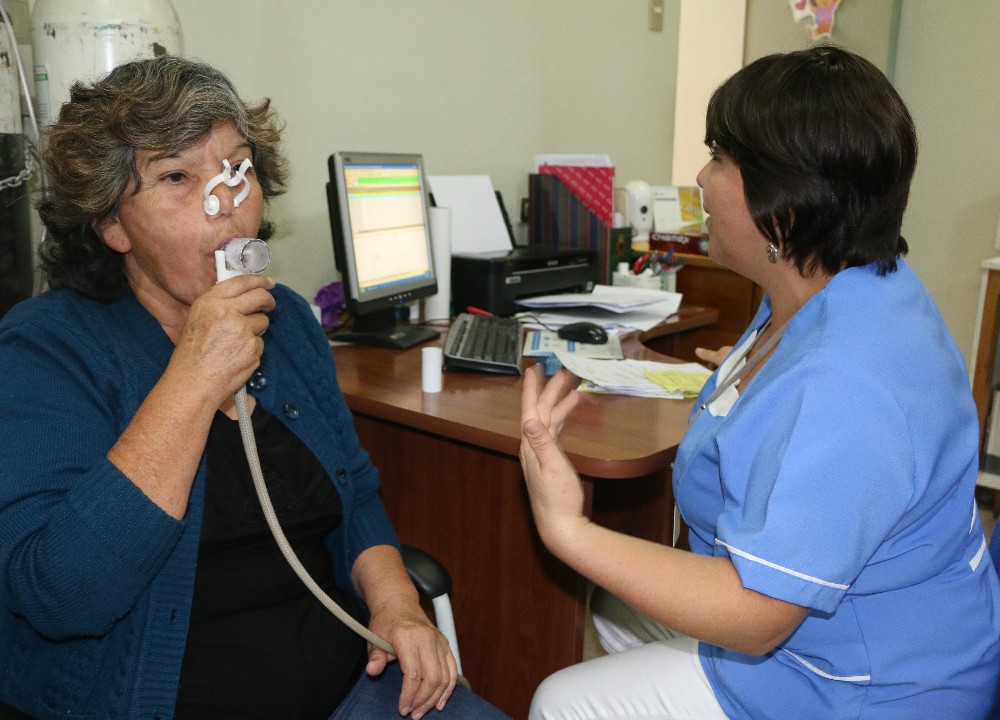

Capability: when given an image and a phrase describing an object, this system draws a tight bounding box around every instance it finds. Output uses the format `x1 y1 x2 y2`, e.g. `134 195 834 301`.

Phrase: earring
767 241 779 264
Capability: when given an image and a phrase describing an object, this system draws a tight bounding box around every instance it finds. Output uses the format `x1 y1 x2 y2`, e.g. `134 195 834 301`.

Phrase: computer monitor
326 151 440 349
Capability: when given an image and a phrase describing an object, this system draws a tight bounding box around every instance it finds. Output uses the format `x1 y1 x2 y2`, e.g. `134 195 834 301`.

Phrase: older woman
520 46 1000 719
0 56 506 720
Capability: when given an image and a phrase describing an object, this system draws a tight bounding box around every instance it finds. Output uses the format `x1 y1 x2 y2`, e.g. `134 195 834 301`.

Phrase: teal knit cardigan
0 285 398 719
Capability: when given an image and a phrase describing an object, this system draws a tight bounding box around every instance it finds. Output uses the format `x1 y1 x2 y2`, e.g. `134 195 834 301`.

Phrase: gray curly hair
38 55 288 300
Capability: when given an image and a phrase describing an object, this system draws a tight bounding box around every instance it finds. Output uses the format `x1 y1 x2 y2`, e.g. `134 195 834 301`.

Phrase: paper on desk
517 307 669 332
557 355 711 399
517 285 683 332
519 289 667 312
520 284 681 312
522 329 624 359
645 368 712 396
427 175 512 254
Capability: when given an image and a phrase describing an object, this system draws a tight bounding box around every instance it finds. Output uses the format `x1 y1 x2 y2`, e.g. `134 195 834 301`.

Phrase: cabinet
970 258 1000 500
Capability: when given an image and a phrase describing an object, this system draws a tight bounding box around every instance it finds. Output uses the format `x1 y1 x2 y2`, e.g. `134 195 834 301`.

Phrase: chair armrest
401 544 452 600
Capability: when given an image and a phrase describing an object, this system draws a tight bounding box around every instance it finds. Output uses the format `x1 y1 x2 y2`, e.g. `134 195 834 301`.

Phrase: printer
450 246 598 317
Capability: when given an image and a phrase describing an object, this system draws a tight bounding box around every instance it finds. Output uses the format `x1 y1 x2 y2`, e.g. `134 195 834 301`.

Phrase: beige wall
166 0 682 303
744 0 1000 364
22 1 999 362
893 1 1000 363
671 1 746 186
173 1 999 362
744 0 896 72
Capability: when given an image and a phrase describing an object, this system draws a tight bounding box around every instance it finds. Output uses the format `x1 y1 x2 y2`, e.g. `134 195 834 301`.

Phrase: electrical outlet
649 0 664 32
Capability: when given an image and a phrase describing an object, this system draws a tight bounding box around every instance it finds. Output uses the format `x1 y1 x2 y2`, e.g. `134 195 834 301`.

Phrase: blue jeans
329 663 510 719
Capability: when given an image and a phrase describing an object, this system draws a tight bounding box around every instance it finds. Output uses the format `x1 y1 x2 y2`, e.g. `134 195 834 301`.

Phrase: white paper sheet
518 285 681 313
427 175 512 255
516 285 683 332
556 356 710 399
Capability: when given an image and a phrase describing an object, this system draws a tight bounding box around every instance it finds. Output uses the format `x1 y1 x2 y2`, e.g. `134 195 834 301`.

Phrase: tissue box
648 225 710 256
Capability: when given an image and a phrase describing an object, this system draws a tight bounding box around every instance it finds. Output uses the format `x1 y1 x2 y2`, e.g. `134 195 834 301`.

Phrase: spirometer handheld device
208 170 452 682
207 158 398 652
213 248 398 662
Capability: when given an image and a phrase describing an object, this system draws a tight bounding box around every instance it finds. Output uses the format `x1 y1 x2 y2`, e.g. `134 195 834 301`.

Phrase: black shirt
175 406 367 719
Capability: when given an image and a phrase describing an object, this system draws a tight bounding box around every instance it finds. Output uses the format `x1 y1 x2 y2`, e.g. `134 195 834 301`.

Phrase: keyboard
443 313 523 375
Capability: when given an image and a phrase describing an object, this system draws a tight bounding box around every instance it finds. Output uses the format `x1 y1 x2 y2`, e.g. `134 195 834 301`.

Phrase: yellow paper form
644 369 710 397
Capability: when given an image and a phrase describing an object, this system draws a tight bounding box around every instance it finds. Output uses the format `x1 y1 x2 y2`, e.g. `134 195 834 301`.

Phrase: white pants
529 588 729 720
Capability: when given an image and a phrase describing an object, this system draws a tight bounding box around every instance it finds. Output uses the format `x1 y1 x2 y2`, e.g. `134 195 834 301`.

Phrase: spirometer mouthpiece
224 238 270 274
215 238 270 281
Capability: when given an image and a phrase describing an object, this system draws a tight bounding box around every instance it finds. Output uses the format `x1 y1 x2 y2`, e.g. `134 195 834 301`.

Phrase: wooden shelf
631 249 764 359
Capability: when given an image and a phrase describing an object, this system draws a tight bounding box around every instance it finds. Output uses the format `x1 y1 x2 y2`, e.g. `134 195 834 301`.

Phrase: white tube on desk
423 206 452 322
421 346 443 393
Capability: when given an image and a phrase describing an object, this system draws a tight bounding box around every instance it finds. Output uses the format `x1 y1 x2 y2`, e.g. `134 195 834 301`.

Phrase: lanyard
691 317 790 424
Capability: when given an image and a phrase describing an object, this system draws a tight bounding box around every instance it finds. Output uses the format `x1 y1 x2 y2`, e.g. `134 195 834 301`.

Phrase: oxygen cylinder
0 6 32 318
30 0 184 126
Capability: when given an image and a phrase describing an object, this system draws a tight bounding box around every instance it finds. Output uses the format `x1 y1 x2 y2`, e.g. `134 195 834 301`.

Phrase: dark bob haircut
38 55 288 300
705 45 916 276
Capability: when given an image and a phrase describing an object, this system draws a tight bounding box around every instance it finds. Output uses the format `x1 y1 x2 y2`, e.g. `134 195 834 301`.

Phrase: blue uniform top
674 259 1000 719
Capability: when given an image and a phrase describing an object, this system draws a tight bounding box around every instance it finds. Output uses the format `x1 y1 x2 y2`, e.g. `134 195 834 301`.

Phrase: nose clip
203 158 254 216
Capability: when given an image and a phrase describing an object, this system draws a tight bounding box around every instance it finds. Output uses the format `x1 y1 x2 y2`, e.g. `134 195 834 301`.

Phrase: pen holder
612 269 678 293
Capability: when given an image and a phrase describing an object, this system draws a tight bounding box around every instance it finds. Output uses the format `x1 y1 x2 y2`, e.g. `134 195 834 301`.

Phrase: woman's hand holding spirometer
168 275 277 404
107 276 275 519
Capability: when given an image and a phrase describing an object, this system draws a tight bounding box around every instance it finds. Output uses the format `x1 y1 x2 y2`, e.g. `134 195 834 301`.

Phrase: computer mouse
557 321 609 345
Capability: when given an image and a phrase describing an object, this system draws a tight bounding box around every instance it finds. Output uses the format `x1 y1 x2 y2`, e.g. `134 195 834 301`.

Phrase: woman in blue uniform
519 45 1000 719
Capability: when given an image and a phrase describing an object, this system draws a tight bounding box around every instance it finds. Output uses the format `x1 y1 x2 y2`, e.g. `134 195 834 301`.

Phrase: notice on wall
789 0 842 40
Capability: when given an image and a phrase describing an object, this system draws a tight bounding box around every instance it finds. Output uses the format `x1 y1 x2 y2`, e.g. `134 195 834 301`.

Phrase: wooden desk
673 255 764 359
331 308 715 718
631 247 763 361
638 304 720 359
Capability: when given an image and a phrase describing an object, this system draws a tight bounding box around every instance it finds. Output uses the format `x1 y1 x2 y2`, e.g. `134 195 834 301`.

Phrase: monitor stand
333 309 440 350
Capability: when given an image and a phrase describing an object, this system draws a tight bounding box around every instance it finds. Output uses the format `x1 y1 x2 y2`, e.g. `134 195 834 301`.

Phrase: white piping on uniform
715 539 850 590
970 537 987 572
781 649 871 683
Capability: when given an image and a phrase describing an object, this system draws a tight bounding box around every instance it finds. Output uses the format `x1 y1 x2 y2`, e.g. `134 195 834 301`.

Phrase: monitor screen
326 152 440 349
